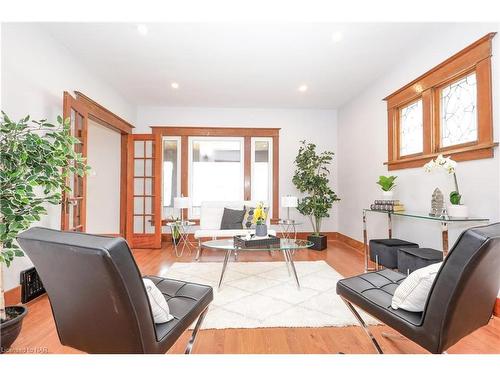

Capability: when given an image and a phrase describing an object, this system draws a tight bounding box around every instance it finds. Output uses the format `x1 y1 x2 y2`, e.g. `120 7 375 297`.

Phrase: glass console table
362 209 489 272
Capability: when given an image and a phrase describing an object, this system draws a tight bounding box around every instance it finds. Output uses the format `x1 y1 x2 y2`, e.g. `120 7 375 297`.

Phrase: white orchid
424 154 456 174
423 154 461 205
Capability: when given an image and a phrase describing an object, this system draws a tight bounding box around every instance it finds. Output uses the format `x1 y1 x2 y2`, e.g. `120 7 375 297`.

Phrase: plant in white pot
424 154 467 217
292 141 340 250
0 112 88 352
377 175 397 199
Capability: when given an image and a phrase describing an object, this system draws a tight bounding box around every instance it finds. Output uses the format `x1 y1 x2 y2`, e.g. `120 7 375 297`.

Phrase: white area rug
164 261 379 329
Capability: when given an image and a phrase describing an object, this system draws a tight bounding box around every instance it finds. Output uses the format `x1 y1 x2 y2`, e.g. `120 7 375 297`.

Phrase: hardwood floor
8 240 500 354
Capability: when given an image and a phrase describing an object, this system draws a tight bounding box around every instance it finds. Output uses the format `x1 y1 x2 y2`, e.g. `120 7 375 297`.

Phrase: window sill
385 143 498 171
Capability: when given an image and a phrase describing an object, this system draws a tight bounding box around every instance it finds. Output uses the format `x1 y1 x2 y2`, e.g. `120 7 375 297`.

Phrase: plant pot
1 305 28 353
447 204 469 218
307 234 328 251
382 190 394 199
255 224 268 237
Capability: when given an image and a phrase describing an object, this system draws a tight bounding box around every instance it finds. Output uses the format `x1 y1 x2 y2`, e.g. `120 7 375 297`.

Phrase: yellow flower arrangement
252 202 267 225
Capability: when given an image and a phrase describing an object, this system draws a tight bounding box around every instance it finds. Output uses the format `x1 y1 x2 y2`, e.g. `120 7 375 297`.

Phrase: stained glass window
399 99 423 156
440 73 477 148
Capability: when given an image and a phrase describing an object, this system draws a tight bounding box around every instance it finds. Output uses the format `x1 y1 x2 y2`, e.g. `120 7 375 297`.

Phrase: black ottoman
397 247 443 274
369 239 419 269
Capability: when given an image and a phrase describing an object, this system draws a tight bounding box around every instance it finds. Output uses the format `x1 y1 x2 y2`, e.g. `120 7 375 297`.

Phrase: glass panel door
126 134 162 248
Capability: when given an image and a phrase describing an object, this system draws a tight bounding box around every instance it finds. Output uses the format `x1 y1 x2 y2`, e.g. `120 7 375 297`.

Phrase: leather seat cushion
144 276 213 349
336 269 423 327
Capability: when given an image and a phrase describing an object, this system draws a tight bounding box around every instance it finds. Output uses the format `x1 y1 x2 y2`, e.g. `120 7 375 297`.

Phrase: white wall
1 23 135 290
337 24 500 295
86 120 121 234
136 106 340 232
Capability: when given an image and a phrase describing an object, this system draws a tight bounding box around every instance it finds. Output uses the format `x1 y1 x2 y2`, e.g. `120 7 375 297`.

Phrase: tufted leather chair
336 223 500 354
17 227 213 354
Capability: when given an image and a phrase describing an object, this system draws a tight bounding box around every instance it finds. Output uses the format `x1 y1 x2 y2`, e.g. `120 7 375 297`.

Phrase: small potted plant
292 141 340 250
253 202 268 237
168 216 181 244
377 175 397 199
0 112 88 352
424 154 468 217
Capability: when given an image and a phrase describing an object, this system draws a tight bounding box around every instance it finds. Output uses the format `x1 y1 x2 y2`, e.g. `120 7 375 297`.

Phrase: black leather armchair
336 223 500 354
17 227 213 354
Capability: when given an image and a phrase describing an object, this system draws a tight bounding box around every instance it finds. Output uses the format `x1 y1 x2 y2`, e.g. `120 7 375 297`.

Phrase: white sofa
194 200 275 239
194 201 276 259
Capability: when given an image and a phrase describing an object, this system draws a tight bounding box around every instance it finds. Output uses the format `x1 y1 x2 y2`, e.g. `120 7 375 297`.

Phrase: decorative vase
255 224 268 237
447 204 469 218
382 190 394 199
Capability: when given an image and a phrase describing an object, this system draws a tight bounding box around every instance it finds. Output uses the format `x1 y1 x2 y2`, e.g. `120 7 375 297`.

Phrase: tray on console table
233 234 280 249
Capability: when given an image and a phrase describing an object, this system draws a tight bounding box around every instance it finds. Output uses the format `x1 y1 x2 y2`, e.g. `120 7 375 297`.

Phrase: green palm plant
0 112 88 321
292 141 340 236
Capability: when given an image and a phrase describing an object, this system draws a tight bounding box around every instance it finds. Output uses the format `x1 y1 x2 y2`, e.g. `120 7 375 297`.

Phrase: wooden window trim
151 126 280 220
384 33 497 171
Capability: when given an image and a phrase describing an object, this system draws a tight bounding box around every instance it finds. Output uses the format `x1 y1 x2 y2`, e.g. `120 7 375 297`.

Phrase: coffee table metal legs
285 249 300 290
218 249 233 289
217 248 300 290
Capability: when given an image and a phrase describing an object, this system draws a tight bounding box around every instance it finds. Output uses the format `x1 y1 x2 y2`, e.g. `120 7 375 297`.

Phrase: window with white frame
188 137 245 217
251 137 273 215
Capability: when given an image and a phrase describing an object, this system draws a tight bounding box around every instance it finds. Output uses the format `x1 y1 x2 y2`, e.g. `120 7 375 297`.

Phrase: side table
166 220 196 257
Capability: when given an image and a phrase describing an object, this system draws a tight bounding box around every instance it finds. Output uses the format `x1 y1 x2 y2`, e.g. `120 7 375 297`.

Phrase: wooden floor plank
7 239 500 354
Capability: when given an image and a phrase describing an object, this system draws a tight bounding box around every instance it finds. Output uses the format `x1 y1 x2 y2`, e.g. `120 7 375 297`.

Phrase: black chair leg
184 307 209 354
340 297 384 354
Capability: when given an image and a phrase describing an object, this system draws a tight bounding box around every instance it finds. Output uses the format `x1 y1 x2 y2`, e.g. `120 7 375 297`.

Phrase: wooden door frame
65 91 134 236
62 92 89 231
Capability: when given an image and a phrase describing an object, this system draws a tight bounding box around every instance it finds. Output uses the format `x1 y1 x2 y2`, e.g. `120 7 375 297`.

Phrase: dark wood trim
5 285 21 306
384 33 496 171
384 32 496 104
120 134 128 237
152 126 280 221
335 232 364 254
494 298 500 317
75 91 134 134
151 126 280 137
272 135 279 220
385 142 498 170
244 136 251 200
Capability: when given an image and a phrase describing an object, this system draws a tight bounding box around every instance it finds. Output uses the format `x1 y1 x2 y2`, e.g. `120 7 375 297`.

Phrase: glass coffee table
201 238 313 290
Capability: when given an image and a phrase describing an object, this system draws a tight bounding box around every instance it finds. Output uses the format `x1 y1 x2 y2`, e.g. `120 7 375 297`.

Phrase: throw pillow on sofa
391 262 442 312
243 206 269 229
220 207 246 229
143 278 174 324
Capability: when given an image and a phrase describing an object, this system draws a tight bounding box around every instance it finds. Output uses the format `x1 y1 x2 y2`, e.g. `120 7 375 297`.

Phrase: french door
126 134 162 248
61 91 88 232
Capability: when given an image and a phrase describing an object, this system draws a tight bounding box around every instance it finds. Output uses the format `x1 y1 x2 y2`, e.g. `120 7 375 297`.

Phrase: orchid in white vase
424 154 467 217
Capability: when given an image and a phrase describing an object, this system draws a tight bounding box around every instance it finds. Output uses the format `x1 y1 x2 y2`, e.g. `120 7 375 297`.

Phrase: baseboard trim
494 298 500 317
4 285 21 306
335 232 365 253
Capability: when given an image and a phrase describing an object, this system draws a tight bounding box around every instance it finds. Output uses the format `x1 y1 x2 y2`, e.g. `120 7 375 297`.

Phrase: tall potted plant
0 112 88 352
292 141 340 250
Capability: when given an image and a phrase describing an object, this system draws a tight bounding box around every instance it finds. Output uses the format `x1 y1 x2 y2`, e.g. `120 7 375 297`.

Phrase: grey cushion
220 207 245 230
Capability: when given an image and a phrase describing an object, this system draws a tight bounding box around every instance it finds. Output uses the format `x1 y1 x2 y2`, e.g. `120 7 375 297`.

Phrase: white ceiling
41 23 444 109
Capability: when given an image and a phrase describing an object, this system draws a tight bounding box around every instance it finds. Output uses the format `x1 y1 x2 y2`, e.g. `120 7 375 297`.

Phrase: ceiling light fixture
331 31 343 43
137 24 148 36
171 82 179 89
298 84 308 93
